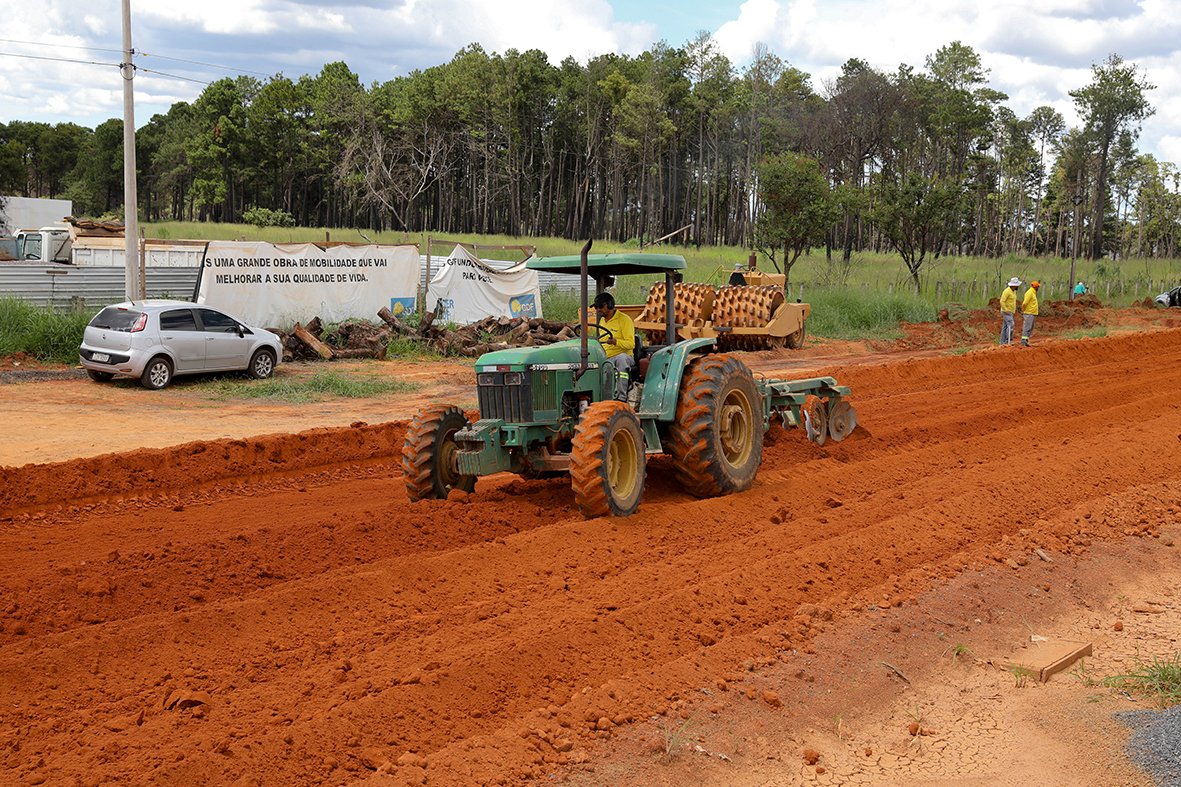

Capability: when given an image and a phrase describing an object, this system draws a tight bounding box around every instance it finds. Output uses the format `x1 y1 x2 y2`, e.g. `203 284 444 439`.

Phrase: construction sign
425 245 543 324
195 241 420 326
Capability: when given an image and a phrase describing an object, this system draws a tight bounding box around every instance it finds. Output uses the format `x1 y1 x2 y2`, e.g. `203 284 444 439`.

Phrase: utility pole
121 0 140 300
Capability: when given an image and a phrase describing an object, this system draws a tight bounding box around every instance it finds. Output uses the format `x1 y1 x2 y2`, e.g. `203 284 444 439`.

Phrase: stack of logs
280 317 393 362
279 310 577 361
377 307 575 357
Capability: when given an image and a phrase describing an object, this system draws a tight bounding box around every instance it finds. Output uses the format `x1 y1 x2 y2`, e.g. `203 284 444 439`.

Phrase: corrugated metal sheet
0 264 200 309
0 254 581 311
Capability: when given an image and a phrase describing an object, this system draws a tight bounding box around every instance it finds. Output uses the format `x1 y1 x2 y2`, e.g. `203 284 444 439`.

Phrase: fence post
888 283 894 295
936 281 942 299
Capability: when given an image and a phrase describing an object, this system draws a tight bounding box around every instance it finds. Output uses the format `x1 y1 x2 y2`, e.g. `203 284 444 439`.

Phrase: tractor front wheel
667 354 763 498
570 401 646 517
402 405 476 501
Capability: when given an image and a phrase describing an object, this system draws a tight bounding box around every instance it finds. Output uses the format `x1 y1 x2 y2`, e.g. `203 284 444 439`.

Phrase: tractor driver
592 292 636 400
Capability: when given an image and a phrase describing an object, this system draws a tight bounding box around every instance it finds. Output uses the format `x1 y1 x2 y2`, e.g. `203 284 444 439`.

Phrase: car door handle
206 337 215 341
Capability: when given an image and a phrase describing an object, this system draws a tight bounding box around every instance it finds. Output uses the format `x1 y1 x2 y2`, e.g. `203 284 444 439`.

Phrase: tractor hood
475 339 607 371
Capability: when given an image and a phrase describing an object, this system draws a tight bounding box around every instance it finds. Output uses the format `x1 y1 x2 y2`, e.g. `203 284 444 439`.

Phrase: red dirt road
2 328 1180 784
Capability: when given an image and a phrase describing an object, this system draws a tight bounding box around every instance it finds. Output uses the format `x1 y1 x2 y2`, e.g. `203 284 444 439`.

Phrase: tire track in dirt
1 329 1180 785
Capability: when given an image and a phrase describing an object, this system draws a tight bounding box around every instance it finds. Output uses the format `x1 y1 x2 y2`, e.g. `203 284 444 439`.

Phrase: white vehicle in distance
79 299 282 390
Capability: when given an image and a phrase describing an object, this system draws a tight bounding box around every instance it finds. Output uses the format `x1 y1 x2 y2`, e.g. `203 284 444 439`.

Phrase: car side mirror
236 325 246 337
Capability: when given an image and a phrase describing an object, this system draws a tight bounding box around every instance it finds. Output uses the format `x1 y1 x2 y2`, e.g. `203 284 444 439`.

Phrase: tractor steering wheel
575 322 615 342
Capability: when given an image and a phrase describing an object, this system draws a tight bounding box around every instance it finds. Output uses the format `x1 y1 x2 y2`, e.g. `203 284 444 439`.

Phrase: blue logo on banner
509 293 537 318
389 297 416 317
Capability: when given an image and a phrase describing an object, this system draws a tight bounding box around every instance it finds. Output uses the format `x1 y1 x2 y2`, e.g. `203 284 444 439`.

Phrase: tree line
0 36 1175 287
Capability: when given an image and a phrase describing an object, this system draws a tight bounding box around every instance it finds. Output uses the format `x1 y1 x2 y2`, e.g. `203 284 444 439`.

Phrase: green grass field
0 297 92 364
201 370 418 402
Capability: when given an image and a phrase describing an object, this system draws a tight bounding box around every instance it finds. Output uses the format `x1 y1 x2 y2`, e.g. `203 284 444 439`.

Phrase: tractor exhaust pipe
574 238 593 382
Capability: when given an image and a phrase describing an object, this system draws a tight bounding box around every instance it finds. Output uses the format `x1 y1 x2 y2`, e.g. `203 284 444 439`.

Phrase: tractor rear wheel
667 354 763 498
570 401 646 517
402 404 476 501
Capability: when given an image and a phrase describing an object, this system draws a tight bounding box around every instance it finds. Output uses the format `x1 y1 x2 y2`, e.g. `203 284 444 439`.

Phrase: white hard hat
1007 277 1021 287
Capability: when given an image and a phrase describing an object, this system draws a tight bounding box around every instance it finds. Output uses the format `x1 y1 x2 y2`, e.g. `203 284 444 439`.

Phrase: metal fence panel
0 264 200 309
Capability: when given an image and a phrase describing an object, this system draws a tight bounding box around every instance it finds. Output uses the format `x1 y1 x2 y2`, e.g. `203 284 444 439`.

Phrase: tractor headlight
477 372 497 386
503 372 524 386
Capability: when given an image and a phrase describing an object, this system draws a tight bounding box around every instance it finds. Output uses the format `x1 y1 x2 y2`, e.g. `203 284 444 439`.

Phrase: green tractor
403 241 856 517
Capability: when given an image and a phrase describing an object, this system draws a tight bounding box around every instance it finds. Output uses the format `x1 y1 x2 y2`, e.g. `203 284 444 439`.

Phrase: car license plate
92 352 110 363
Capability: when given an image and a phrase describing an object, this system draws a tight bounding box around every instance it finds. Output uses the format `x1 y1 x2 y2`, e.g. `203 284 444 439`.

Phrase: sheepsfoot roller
619 260 809 351
402 242 857 518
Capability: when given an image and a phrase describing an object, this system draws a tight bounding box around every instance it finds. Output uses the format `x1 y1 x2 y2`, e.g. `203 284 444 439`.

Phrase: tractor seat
632 339 665 381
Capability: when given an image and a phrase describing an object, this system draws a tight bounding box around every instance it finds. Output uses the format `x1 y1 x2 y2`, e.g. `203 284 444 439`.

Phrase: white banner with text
425 245 542 324
196 241 420 326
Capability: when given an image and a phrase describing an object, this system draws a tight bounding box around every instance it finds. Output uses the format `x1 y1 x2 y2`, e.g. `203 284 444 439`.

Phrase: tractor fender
637 338 716 421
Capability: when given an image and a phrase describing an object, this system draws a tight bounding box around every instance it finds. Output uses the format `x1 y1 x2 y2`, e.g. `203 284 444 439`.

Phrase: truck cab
15 227 72 264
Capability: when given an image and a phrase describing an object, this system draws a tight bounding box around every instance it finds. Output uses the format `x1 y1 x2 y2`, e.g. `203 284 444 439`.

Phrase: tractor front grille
477 371 535 422
531 371 559 414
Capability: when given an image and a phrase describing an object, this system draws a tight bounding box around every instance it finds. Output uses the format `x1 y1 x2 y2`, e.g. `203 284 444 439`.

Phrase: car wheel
248 348 276 379
140 356 173 390
86 370 114 382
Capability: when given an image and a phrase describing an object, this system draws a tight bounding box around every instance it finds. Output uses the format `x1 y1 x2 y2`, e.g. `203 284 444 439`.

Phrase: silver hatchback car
79 299 283 389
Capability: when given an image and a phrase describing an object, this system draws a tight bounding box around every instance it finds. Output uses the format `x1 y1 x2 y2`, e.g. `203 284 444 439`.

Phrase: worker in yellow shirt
999 276 1020 345
1021 280 1040 346
592 292 636 400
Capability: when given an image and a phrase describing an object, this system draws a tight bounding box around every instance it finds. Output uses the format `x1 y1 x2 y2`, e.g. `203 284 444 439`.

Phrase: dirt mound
0 421 406 514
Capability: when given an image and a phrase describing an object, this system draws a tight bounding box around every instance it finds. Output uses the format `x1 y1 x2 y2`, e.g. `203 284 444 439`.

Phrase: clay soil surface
2 303 1181 785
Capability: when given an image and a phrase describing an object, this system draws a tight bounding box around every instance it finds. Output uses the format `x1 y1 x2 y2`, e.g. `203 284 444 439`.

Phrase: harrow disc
802 396 828 446
827 400 857 442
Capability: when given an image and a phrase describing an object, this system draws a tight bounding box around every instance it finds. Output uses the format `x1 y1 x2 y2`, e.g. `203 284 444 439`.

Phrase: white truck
11 227 208 268
0 226 207 309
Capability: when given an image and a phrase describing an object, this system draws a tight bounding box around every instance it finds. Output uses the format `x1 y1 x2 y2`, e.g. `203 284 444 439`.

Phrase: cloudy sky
2 0 1180 162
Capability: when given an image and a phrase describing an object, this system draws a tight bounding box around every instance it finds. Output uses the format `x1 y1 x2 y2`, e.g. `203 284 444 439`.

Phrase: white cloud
714 0 782 61
0 0 1178 167
136 0 278 36
1159 136 1181 166
704 0 1181 160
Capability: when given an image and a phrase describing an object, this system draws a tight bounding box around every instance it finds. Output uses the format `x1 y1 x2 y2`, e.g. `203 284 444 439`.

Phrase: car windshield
88 307 144 331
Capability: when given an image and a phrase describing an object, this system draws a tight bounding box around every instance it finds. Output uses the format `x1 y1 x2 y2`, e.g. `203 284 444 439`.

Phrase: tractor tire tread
667 354 763 498
402 404 473 501
570 400 644 518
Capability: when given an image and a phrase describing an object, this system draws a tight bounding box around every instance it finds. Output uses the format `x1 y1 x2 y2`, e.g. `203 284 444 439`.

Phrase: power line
139 51 271 78
138 66 212 86
0 36 271 80
0 50 117 68
0 36 123 54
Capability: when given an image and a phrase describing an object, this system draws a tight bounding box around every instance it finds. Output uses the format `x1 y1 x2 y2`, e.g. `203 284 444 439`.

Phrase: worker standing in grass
1074 281 1087 297
592 292 636 400
1021 280 1040 346
1000 277 1021 345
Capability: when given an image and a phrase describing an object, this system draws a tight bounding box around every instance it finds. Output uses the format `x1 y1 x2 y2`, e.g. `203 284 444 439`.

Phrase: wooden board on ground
1005 640 1093 682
